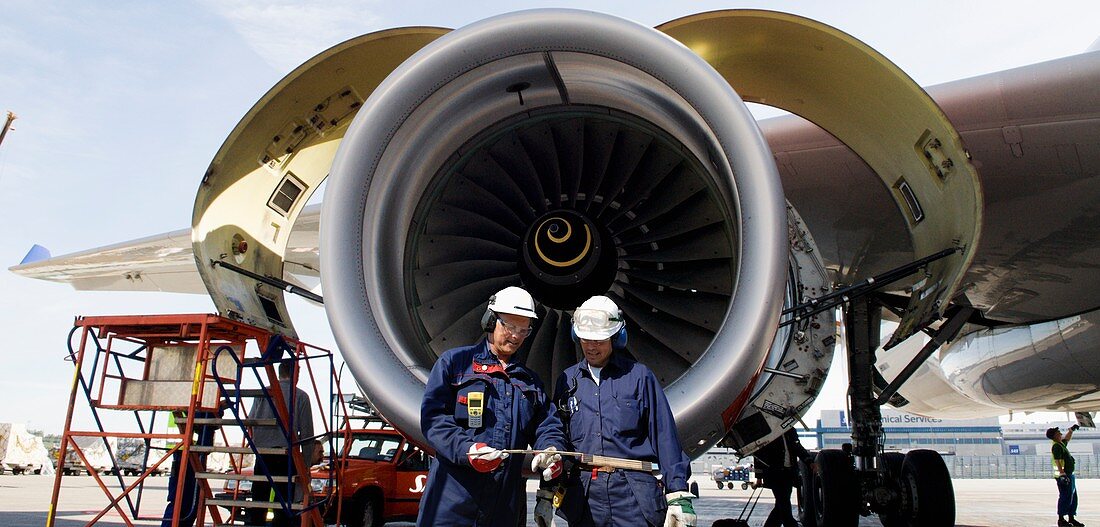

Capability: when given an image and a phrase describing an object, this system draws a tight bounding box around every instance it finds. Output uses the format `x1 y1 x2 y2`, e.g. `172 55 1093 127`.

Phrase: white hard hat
488 286 539 319
572 295 623 340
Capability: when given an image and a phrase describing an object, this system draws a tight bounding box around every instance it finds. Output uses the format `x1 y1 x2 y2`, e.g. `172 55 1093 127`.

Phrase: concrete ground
4 474 1098 526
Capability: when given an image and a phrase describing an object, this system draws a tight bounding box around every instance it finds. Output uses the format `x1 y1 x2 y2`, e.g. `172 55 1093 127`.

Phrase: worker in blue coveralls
417 286 566 527
552 295 696 527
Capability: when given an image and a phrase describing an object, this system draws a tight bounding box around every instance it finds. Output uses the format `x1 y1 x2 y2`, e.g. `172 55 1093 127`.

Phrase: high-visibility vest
1052 440 1070 476
167 412 180 449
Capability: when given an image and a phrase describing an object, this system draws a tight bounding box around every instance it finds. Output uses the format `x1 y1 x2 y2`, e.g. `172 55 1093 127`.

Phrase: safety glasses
572 308 622 334
496 315 534 336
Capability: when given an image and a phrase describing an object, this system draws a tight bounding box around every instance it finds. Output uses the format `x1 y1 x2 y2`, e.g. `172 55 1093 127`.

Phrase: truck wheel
690 481 699 496
346 495 381 527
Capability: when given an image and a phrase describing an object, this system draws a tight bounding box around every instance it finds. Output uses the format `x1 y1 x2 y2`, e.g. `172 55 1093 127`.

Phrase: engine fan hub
521 209 617 309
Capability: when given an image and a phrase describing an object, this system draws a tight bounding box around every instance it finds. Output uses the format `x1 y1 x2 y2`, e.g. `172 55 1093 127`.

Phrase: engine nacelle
321 10 788 456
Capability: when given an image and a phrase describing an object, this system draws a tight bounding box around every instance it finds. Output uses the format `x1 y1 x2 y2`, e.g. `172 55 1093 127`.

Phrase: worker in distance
551 295 696 527
416 286 566 527
1048 423 1085 527
753 427 811 527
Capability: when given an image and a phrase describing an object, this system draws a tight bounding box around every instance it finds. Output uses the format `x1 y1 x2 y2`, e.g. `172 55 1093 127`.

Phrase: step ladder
46 314 343 527
201 341 324 527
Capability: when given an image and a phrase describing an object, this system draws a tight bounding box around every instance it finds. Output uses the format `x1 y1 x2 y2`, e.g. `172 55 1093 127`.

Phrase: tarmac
3 474 1097 526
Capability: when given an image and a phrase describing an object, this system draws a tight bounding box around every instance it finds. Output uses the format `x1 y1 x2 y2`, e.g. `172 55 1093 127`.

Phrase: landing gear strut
803 296 963 527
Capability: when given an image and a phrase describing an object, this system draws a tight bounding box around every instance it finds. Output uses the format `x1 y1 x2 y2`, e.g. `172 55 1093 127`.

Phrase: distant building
693 412 1099 479
817 409 1002 456
1002 421 1097 456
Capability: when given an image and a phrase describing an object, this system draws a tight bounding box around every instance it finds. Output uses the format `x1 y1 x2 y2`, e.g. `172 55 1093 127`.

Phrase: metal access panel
116 344 242 410
146 344 242 382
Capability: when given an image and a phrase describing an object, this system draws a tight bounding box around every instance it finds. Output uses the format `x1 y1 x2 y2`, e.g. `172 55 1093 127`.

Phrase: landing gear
801 296 958 527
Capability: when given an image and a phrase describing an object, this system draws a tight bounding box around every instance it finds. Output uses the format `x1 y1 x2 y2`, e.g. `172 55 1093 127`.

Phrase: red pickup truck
221 426 430 527
316 426 430 526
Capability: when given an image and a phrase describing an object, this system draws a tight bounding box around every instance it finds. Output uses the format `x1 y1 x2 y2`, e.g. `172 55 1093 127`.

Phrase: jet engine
321 10 790 457
193 9 979 458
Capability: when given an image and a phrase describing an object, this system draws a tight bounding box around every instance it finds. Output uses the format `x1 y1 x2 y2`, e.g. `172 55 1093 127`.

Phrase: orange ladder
46 314 345 527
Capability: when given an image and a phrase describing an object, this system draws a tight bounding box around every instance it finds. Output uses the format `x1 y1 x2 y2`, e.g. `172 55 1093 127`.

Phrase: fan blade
489 130 548 214
611 292 714 362
619 282 727 333
415 235 516 268
418 275 520 338
620 259 733 294
518 121 562 209
620 223 733 263
414 260 518 304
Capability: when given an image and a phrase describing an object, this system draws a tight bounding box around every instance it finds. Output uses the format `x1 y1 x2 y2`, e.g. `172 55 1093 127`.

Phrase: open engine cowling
321 10 789 456
193 9 979 459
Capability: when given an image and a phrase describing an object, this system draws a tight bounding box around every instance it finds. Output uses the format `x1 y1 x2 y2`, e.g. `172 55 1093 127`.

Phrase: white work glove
663 491 697 527
467 442 509 473
530 446 564 481
534 488 556 527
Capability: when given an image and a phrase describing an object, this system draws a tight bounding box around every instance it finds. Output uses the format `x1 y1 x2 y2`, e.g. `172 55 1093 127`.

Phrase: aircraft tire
812 449 858 527
797 456 818 527
899 449 954 526
878 452 906 527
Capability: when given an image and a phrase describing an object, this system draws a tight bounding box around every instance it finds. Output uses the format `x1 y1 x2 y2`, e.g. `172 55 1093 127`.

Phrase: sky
1 0 1097 435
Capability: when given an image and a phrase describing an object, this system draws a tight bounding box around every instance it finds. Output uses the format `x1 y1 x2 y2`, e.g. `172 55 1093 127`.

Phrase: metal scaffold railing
47 313 352 527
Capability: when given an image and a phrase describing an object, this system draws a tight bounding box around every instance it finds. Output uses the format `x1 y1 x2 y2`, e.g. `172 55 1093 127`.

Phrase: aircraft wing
9 204 321 295
9 228 203 293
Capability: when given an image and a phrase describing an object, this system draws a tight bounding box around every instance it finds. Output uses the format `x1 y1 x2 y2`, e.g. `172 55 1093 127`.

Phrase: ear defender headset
570 321 629 350
481 294 498 333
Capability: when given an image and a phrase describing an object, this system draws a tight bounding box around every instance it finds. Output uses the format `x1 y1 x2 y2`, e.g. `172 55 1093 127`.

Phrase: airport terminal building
696 409 1099 479
814 409 1098 478
817 409 1003 456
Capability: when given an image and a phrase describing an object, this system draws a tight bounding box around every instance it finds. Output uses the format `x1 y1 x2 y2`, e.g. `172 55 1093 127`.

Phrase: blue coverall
554 352 692 527
417 340 565 527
